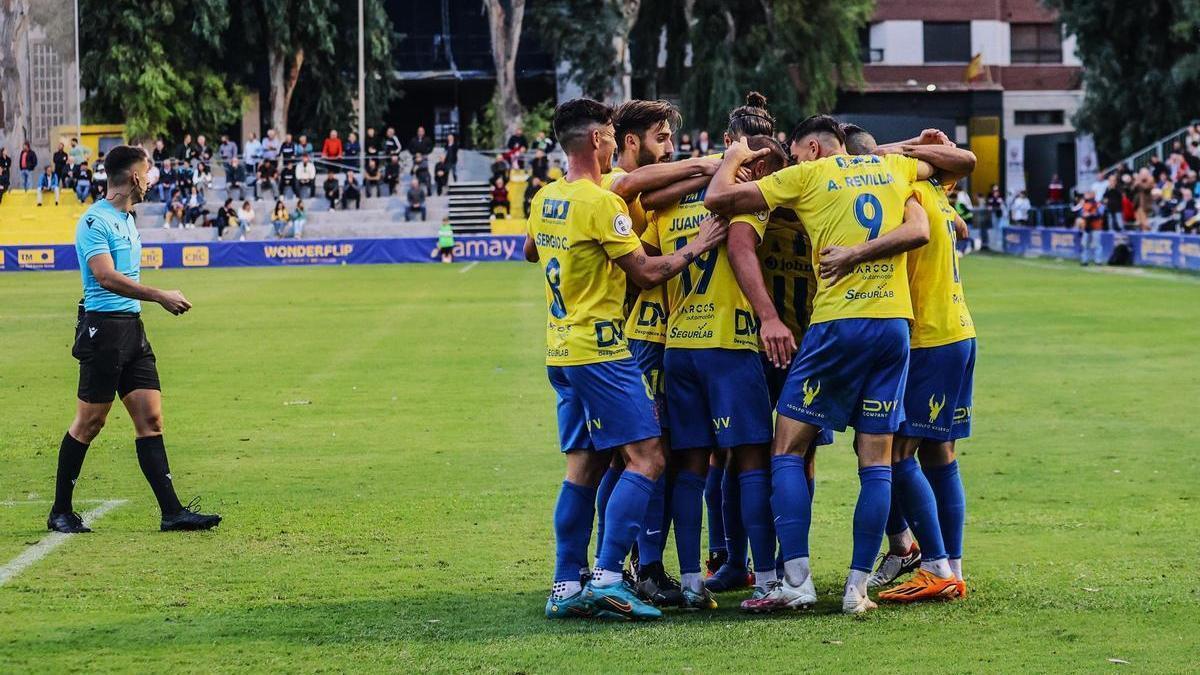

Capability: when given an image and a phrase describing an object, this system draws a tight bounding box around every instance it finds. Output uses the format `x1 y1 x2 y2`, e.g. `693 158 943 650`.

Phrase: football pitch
0 256 1197 673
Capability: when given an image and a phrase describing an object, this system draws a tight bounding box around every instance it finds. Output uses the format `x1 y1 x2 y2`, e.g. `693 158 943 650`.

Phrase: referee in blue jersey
47 145 221 534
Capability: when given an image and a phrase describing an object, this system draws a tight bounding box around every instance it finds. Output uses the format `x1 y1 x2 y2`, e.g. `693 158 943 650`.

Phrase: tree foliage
1048 0 1200 158
530 0 624 99
80 0 244 141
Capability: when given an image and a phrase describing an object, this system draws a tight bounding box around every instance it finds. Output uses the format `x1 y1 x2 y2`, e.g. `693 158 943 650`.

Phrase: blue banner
1001 227 1199 271
0 236 527 272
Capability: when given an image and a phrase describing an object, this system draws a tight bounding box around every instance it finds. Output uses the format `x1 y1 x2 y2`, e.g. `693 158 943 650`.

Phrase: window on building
858 25 883 63
1011 24 1063 64
923 22 971 63
1015 110 1065 126
30 41 67 143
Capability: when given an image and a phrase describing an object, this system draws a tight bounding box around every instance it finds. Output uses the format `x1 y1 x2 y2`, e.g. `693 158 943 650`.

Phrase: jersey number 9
854 193 883 241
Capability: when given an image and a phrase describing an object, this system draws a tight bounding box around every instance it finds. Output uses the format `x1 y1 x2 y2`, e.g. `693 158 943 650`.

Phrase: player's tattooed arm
87 254 192 315
523 234 539 262
703 139 772 216
727 221 796 367
615 216 727 289
818 195 930 283
608 157 720 204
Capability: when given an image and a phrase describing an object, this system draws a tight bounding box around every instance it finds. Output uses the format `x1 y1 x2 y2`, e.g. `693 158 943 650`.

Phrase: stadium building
838 0 1086 203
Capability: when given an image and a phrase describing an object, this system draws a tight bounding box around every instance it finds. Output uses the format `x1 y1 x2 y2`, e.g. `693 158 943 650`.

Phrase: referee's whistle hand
158 290 192 315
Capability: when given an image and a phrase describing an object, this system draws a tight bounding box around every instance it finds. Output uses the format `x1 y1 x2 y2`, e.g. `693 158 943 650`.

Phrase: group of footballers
524 91 977 620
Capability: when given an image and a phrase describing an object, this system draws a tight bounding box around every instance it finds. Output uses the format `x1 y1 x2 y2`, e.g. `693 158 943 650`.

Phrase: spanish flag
964 53 984 82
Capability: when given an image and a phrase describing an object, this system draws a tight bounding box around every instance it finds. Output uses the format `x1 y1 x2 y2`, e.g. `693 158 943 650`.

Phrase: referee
47 145 221 533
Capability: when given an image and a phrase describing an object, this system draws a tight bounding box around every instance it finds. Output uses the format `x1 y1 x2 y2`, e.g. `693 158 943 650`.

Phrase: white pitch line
0 499 126 587
459 261 479 273
1007 258 1200 284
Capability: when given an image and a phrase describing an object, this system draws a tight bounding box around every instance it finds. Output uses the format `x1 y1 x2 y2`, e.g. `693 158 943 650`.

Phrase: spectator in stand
342 170 362 210
1132 168 1155 231
444 133 459 181
18 141 37 190
322 129 344 161
244 133 262 175
986 183 1005 224
363 159 382 197
289 200 307 238
53 142 70 181
145 161 160 201
257 158 278 200
1075 191 1104 266
296 154 317 198
490 154 509 186
1009 190 1031 226
1179 186 1200 233
1047 174 1064 205
405 177 426 221
195 135 213 164
185 185 207 225
236 199 255 239
323 173 341 210
219 134 238 174
409 126 434 156
92 155 107 200
175 133 195 163
489 176 509 217
344 131 361 169
212 198 235 240
365 127 379 158
384 126 402 157
678 132 693 155
550 158 564 181
152 138 167 166
270 198 289 238
436 216 455 263
297 134 314 156
280 133 298 163
164 189 186 227
156 157 176 199
73 161 92 203
0 147 10 180
697 130 713 154
775 130 788 147
532 130 555 154
177 158 196 194
226 157 247 200
412 152 432 196
193 162 213 197
505 127 528 154
384 155 402 196
530 148 549 182
35 166 60 205
1103 173 1125 231
69 137 91 165
261 129 281 165
433 157 448 196
280 160 297 198
524 175 543 219
0 163 9 205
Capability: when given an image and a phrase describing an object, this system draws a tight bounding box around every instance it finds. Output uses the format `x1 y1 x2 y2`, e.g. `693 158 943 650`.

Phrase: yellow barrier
0 189 89 245
490 218 527 235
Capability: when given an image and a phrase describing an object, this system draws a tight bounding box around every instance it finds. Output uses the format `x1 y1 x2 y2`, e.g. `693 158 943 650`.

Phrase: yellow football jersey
735 208 816 340
756 154 919 326
908 179 976 348
602 167 667 344
643 186 759 351
528 177 641 365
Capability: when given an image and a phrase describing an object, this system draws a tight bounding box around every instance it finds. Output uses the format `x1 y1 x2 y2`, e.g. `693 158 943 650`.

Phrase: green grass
0 256 1198 673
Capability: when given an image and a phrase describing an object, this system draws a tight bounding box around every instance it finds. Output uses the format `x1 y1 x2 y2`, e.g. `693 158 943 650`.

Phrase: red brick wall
872 0 1058 23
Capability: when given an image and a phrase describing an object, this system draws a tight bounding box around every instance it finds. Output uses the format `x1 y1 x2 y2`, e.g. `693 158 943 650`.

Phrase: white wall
871 21 923 66
1003 90 1084 140
971 20 1010 66
1062 33 1082 66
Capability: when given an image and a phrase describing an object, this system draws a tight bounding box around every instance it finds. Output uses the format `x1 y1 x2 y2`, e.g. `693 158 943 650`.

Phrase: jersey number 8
545 257 567 318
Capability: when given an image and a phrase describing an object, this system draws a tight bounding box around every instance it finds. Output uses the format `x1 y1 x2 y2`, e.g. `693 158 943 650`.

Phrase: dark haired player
525 98 727 620
47 145 221 534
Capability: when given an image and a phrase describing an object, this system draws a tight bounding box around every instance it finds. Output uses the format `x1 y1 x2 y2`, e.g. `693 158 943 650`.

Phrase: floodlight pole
357 0 365 176
74 0 82 139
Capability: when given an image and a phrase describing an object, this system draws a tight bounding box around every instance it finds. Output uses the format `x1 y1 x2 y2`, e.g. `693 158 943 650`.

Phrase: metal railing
1100 120 1200 176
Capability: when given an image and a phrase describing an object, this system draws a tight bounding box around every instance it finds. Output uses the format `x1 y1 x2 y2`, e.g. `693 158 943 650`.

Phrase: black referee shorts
72 311 161 404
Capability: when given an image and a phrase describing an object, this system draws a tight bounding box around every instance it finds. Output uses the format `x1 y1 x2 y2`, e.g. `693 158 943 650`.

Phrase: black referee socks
136 435 184 516
52 432 90 514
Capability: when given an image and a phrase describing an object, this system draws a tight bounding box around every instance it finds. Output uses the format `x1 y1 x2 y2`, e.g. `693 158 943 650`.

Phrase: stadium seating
0 189 89 245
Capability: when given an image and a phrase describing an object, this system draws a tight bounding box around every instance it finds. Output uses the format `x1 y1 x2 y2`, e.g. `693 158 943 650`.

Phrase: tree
483 0 526 139
243 0 337 137
530 0 624 99
1048 0 1200 159
79 0 243 141
0 0 32 146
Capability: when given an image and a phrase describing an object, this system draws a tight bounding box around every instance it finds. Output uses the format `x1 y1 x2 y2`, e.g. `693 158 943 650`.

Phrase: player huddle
524 93 977 620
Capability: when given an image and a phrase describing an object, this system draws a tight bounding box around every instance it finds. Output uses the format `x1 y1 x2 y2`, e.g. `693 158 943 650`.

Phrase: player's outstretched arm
817 195 930 283
703 140 772 216
615 215 729 289
727 221 796 367
641 174 710 211
897 144 977 182
608 157 718 204
87 254 192 315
